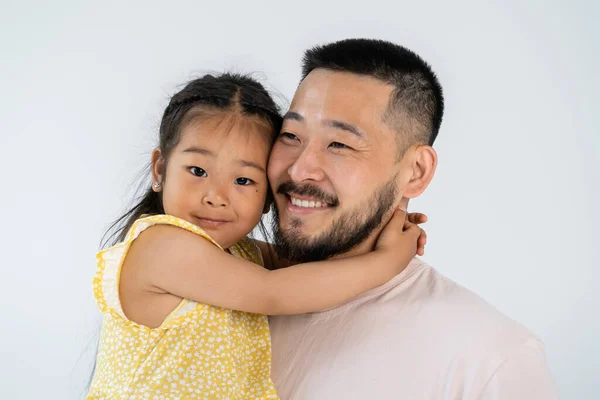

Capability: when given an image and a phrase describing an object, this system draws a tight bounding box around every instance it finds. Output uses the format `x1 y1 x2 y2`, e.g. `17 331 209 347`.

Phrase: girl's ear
151 148 165 191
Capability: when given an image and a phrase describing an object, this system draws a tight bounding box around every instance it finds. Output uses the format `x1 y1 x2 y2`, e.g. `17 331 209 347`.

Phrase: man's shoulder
387 260 541 352
403 260 521 318
369 261 555 397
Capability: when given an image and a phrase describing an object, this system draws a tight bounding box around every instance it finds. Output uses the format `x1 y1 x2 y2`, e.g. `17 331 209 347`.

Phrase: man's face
267 69 410 262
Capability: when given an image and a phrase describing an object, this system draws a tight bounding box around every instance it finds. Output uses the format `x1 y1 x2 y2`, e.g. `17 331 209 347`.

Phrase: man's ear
402 145 438 199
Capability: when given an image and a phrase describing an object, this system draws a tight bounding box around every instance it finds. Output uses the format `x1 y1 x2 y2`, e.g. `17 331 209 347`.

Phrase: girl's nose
202 188 229 208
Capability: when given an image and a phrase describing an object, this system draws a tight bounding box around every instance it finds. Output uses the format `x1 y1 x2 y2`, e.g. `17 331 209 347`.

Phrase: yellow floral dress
87 215 278 399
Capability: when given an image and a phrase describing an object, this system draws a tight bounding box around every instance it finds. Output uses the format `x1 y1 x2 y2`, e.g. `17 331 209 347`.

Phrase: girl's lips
194 217 230 228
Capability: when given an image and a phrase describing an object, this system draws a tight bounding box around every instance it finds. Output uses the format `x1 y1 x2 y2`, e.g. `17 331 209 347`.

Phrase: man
265 39 558 399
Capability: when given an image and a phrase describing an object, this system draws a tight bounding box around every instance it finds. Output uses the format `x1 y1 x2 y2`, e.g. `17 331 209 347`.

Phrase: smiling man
266 39 558 399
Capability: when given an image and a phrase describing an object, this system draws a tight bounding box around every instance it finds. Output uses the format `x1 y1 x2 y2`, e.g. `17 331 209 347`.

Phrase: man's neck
329 227 381 261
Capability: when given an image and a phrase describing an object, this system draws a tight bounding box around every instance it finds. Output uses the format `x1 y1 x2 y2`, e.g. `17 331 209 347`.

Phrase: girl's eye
189 167 207 177
280 132 298 141
329 142 349 150
236 177 254 186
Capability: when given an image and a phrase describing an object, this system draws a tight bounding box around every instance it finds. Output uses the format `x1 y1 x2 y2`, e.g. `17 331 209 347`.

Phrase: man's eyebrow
284 111 365 138
325 119 365 139
239 160 266 173
283 111 304 122
182 147 215 156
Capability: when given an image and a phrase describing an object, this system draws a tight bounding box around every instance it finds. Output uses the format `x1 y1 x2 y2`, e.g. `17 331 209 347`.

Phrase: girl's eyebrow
183 146 265 173
182 146 214 156
238 160 265 173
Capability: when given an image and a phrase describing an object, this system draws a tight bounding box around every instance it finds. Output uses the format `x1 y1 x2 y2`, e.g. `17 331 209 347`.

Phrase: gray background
1 0 597 398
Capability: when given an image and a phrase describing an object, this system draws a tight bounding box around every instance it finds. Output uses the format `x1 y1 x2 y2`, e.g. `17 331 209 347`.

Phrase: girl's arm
125 209 420 315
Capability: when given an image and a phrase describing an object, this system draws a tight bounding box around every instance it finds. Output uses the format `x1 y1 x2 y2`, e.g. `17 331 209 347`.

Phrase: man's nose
287 143 325 182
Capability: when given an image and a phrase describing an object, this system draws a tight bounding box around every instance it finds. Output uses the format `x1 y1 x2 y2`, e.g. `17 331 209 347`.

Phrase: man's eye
329 142 349 150
236 177 254 186
280 132 298 141
189 167 207 177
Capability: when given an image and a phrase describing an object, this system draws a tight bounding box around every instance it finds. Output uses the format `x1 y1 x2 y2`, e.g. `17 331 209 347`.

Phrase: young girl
88 73 426 399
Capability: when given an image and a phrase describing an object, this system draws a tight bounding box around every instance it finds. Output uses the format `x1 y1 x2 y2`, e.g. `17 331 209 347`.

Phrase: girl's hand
407 212 428 256
375 209 424 268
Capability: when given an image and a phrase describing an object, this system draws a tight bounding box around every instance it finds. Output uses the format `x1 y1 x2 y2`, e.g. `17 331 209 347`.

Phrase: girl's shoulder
92 214 221 318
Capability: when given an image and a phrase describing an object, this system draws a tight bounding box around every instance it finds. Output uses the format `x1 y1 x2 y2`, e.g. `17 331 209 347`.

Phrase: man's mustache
276 181 339 206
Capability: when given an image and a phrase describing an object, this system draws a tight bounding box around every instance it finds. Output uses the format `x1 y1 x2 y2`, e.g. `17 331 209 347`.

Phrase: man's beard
271 177 398 263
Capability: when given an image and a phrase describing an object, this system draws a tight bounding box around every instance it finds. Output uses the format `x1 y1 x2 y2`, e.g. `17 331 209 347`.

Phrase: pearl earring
153 182 161 189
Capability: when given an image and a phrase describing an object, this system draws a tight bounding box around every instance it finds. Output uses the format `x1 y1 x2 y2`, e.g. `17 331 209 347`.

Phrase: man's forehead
289 69 393 123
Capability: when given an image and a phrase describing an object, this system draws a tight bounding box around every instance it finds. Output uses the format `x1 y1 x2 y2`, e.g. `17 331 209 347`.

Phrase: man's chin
277 225 308 241
281 218 329 238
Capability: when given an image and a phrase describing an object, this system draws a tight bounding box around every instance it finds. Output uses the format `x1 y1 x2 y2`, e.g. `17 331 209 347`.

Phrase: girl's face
152 113 272 249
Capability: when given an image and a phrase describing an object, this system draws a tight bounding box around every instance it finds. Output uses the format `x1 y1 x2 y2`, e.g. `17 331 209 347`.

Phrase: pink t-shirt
269 259 559 399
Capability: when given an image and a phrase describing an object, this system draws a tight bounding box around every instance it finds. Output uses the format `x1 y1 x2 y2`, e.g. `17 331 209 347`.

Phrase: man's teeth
291 197 325 208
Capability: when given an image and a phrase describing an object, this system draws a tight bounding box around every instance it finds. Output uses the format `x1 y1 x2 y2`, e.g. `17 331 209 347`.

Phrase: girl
88 73 426 399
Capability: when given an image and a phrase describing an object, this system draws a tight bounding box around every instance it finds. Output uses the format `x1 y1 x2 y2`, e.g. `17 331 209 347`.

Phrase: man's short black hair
302 38 444 151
